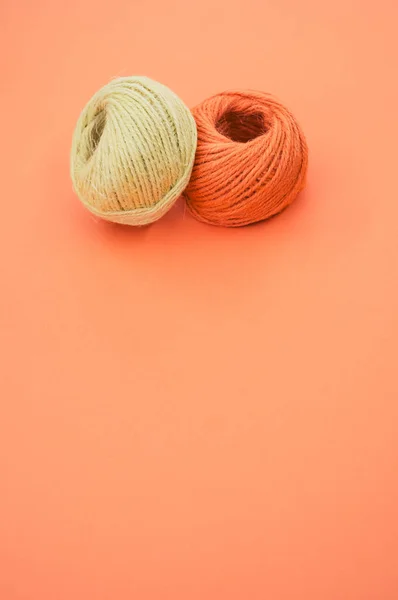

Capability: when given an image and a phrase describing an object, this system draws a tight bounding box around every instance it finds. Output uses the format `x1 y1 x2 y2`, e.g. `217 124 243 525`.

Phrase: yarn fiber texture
71 76 197 225
185 90 308 227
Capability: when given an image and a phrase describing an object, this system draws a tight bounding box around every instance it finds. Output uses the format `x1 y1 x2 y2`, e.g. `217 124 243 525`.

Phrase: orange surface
1 1 398 599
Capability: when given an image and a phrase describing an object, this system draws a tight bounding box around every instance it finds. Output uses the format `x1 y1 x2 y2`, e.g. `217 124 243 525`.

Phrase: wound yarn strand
71 76 197 225
184 90 308 227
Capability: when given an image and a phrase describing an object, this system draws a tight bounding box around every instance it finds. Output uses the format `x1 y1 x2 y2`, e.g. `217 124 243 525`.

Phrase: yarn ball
70 76 197 225
185 90 308 227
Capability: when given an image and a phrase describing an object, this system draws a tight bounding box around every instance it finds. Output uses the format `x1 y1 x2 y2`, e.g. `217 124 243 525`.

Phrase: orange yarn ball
185 90 308 227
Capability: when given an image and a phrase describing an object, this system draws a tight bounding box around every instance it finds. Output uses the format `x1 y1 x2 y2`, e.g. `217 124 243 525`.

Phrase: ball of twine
185 90 308 227
71 76 197 225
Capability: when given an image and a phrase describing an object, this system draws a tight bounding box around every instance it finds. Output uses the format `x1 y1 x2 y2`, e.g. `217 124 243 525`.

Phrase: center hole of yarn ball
215 110 266 143
88 109 106 157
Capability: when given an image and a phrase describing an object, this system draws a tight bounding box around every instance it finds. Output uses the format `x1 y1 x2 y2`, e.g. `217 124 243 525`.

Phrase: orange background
1 1 398 598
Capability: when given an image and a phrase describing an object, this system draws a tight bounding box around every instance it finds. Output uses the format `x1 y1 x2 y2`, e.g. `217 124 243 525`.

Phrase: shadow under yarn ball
70 76 197 226
185 90 308 227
